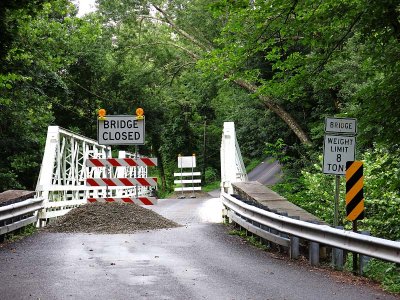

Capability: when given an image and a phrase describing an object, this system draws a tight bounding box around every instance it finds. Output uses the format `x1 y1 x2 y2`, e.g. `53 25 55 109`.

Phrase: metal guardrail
0 198 44 238
221 192 400 264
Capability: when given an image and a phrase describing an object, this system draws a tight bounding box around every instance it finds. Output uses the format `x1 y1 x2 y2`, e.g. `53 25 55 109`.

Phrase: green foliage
265 138 290 164
364 259 400 293
228 228 269 250
245 158 263 174
202 181 220 193
274 144 400 240
5 224 37 242
204 167 218 184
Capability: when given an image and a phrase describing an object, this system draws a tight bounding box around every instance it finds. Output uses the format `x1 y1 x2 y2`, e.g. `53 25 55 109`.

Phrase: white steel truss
35 126 152 223
220 122 248 194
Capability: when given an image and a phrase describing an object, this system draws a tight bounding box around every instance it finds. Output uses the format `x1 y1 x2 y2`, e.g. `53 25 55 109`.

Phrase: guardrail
221 192 400 265
0 197 44 241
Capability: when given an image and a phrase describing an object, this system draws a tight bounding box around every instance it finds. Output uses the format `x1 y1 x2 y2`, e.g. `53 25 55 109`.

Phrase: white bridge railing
35 126 152 224
220 122 248 194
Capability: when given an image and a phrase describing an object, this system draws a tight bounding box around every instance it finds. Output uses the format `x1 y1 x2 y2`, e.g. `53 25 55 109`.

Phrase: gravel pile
45 202 180 234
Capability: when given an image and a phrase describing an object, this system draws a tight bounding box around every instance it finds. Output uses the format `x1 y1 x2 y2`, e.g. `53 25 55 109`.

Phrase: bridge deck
232 181 326 224
0 190 35 206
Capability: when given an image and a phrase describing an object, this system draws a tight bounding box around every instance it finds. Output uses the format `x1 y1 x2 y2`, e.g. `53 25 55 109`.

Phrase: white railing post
220 122 248 194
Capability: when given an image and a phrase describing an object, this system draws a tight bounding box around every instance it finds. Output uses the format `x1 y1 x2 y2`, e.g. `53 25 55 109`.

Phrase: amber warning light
98 108 106 120
136 107 144 120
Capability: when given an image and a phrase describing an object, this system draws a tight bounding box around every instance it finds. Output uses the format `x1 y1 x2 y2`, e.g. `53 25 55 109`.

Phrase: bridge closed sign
98 115 145 145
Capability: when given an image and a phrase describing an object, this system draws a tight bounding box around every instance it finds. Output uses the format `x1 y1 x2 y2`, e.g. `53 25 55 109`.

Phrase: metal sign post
323 117 357 228
334 175 340 227
345 160 365 274
175 155 201 198
135 145 139 199
178 155 185 199
190 154 196 198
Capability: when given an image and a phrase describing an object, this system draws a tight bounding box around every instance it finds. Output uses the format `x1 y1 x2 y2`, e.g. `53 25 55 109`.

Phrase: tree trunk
233 78 312 145
153 4 312 146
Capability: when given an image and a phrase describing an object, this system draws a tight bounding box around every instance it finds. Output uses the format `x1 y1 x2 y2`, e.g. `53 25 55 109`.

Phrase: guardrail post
359 231 371 275
222 207 230 224
290 216 300 259
260 224 271 248
0 221 4 242
309 241 320 266
279 212 289 253
332 226 344 270
309 222 320 266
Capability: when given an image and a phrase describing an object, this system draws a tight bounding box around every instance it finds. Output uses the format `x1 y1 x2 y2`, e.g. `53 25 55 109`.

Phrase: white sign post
174 155 201 199
97 115 145 145
323 117 357 229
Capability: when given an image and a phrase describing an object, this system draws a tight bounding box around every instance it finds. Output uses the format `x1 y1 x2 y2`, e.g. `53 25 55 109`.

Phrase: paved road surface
0 196 397 300
248 158 282 186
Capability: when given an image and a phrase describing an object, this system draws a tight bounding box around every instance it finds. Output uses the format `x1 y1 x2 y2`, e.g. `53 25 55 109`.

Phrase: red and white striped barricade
86 158 157 168
85 157 158 205
86 177 157 187
87 197 157 205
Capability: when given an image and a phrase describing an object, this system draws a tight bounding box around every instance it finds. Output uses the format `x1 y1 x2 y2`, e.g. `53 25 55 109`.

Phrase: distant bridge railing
222 192 400 265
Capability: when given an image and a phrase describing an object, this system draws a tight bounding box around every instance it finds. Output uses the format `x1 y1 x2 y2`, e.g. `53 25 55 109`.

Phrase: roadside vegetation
1 0 399 290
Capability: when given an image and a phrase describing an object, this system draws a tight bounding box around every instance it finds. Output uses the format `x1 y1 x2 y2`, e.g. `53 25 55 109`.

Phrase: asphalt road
0 196 398 300
248 158 282 186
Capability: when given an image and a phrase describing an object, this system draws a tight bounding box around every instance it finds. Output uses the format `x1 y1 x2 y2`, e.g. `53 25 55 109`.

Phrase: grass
202 181 221 192
363 259 400 293
4 224 37 243
245 158 264 173
228 228 269 251
329 250 400 294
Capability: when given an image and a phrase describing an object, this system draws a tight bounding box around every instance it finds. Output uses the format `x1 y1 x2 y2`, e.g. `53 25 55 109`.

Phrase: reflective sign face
325 117 357 134
97 115 145 145
178 156 196 168
323 134 356 175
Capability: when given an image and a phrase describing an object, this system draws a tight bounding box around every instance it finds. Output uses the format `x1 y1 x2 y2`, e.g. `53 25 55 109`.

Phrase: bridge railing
35 126 152 225
220 122 248 194
222 192 400 265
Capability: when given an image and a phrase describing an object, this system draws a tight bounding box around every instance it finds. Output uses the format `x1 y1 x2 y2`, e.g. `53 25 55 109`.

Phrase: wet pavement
0 196 398 300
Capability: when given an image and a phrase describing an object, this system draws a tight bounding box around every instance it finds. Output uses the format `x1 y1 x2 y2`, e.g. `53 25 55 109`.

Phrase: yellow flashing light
98 108 106 120
136 107 144 120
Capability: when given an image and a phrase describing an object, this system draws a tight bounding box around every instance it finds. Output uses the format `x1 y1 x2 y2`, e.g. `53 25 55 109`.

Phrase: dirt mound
44 202 180 234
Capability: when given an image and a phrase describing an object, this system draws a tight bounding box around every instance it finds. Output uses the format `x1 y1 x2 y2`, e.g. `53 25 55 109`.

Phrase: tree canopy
1 0 399 240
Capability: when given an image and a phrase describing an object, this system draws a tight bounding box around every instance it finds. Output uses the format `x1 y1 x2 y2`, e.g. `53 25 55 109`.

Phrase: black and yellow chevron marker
346 161 364 221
